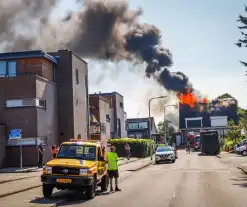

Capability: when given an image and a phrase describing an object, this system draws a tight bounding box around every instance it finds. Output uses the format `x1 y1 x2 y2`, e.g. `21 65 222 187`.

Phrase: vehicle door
97 147 105 179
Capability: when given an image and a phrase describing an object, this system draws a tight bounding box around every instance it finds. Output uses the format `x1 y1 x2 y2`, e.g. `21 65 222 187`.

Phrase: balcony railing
90 123 106 135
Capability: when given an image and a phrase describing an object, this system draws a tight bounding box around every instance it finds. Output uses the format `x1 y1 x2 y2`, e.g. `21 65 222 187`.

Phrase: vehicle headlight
44 166 52 173
80 169 88 175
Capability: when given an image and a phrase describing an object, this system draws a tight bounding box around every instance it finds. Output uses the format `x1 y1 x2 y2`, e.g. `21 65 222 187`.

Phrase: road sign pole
20 140 23 169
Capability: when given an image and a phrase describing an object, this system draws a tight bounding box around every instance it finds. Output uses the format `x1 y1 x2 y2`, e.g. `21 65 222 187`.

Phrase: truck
200 130 220 155
41 139 109 199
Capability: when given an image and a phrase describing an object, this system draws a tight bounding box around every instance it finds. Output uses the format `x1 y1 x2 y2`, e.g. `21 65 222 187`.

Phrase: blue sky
54 0 247 119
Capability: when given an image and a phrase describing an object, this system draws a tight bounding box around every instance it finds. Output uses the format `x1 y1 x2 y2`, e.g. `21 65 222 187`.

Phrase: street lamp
148 95 167 160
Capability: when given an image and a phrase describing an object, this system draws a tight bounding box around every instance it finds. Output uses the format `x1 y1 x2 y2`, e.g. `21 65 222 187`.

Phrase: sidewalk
217 152 247 174
0 157 136 183
0 157 150 199
0 157 153 207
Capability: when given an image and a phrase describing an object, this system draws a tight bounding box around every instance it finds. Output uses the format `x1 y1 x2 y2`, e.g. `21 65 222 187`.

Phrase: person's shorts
107 170 119 178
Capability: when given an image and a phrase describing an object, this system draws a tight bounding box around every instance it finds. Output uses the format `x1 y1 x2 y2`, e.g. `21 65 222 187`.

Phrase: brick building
89 93 111 144
0 50 89 167
100 92 126 138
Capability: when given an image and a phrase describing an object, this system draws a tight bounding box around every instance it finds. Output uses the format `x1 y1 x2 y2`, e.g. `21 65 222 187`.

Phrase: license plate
161 157 167 160
56 178 72 183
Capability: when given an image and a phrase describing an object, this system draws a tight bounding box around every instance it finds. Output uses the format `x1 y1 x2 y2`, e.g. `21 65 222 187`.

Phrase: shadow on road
29 189 112 206
197 153 218 156
154 162 174 165
57 190 113 206
232 183 247 188
230 177 247 181
29 190 69 205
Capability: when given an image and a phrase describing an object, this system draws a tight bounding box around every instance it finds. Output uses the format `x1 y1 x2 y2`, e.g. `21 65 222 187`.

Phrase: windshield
156 146 172 152
195 136 200 142
57 145 96 160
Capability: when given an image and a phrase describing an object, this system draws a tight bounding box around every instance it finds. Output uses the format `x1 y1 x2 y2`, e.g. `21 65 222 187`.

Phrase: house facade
126 117 157 138
100 92 126 138
0 50 89 167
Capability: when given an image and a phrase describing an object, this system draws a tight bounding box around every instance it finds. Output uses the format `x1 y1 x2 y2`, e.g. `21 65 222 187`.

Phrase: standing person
124 143 130 160
101 145 106 157
187 142 191 154
106 146 121 192
172 142 178 158
37 142 44 168
51 145 57 159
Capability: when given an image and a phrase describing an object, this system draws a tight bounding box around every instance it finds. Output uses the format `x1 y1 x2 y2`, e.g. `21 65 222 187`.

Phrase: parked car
155 146 176 164
234 138 247 153
235 145 247 156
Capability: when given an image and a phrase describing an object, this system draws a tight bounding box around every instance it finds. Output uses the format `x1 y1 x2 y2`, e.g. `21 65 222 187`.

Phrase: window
36 99 46 108
138 122 148 129
75 69 79 84
0 62 6 77
6 98 46 108
106 114 110 122
8 61 17 77
120 102 123 108
128 123 139 129
6 99 23 107
57 145 96 160
0 61 17 77
128 122 148 129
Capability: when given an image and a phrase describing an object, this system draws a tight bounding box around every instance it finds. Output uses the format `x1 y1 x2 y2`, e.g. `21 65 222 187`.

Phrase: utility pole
148 96 167 160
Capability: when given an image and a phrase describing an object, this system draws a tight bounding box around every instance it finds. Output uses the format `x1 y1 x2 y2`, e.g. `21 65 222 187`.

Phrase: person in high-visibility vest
106 146 121 192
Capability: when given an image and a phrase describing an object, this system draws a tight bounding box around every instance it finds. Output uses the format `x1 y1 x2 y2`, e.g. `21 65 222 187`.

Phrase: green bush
108 138 155 158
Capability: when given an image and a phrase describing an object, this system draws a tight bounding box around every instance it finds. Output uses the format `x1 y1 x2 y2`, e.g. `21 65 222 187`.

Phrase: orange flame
177 88 208 108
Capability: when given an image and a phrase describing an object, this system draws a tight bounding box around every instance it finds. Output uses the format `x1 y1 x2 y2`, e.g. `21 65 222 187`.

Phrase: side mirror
99 156 105 161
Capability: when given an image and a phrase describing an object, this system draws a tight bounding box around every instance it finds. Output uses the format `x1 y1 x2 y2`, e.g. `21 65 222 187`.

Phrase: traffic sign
9 133 22 139
10 129 21 134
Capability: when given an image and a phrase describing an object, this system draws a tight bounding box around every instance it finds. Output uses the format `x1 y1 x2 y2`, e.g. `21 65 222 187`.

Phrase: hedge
108 138 155 158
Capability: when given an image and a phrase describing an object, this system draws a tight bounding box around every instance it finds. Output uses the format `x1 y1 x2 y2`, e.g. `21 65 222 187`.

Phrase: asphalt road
1 150 247 207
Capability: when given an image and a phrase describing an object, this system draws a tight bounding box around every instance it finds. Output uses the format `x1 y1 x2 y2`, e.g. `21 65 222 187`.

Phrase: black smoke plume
0 0 191 93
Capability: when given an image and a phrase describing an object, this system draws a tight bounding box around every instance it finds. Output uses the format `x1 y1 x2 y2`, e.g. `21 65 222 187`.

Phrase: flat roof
0 50 58 64
127 117 154 121
100 91 123 97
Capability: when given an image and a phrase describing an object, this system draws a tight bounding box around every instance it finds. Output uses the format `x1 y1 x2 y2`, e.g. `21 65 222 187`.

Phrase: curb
0 175 39 184
0 158 146 199
0 169 42 174
0 184 42 199
127 161 153 172
118 158 141 166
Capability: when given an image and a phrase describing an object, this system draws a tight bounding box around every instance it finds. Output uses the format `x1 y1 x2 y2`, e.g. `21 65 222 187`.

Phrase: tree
157 121 165 134
236 5 247 73
157 120 176 144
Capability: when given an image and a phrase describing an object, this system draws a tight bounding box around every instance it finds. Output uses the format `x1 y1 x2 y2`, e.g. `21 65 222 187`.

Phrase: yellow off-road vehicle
41 139 108 199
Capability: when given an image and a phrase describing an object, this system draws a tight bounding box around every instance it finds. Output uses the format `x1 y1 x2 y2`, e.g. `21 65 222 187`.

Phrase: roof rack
69 139 104 144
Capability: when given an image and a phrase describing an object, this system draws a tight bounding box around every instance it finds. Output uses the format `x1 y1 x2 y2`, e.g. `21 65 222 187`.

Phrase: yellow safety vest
106 152 118 170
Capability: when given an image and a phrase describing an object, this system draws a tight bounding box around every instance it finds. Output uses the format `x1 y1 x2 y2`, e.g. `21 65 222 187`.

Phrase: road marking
172 193 176 198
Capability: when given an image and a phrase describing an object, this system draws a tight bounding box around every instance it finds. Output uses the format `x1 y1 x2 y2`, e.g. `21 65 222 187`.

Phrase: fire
177 88 208 108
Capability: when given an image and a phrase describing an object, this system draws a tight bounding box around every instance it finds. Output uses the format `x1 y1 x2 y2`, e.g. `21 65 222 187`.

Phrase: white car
235 145 247 156
155 146 176 164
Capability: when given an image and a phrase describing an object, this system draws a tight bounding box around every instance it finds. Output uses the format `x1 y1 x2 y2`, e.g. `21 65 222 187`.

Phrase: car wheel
42 184 53 198
155 161 159 164
242 150 247 156
86 177 96 199
100 174 109 192
172 159 175 163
